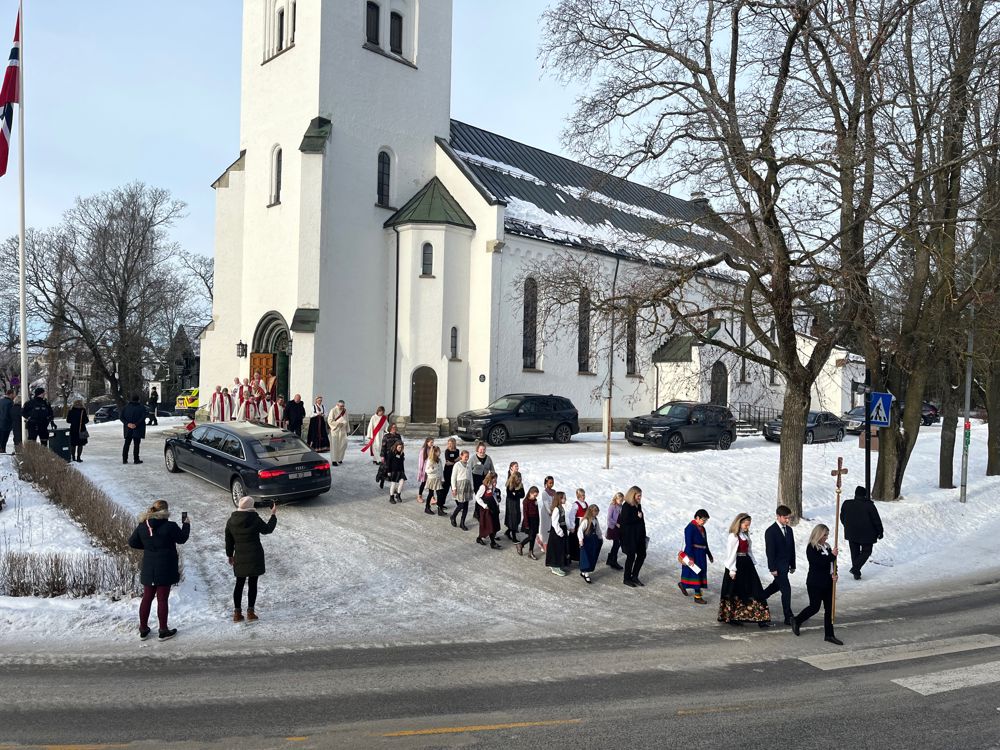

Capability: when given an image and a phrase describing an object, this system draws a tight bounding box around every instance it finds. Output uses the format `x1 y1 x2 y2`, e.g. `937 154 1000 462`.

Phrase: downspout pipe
391 227 401 417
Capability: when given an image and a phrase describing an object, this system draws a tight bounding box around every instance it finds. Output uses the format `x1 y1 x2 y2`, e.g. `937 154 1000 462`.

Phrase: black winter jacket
121 402 147 439
840 498 884 545
128 513 190 586
619 502 647 555
225 511 277 578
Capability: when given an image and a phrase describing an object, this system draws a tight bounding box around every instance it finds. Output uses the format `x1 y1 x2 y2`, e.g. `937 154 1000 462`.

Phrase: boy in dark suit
762 505 796 625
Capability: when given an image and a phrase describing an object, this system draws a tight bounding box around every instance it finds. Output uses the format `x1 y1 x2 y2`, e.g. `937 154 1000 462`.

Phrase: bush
0 550 137 597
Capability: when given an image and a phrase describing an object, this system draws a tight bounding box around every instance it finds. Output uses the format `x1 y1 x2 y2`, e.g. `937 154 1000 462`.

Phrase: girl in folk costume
678 509 714 605
470 443 495 519
422 446 445 515
440 437 459 509
385 440 407 504
307 396 330 451
792 524 843 645
416 437 435 497
474 471 502 549
504 470 525 543
718 513 772 627
536 476 555 554
209 386 223 421
578 504 604 584
566 488 589 563
545 492 570 576
449 450 472 530
605 492 624 570
378 424 403 489
363 406 388 464
516 486 541 560
327 400 349 465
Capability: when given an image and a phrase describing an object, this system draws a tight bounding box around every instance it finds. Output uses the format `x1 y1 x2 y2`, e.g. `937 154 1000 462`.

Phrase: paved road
2 584 998 749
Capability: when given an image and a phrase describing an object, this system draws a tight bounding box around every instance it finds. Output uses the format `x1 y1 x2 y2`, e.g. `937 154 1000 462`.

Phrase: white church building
199 0 863 432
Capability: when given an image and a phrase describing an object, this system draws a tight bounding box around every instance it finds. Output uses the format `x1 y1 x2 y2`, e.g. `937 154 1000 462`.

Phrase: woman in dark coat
225 496 278 622
439 437 459 510
127 499 190 640
619 486 647 587
385 440 407 504
504 470 525 542
66 399 89 462
378 424 403 489
792 524 842 645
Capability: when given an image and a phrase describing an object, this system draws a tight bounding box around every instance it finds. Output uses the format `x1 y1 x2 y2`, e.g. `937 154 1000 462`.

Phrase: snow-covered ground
1 416 998 659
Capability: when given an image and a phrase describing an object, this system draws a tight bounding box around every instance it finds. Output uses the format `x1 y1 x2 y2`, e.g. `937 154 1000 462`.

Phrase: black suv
625 401 737 452
455 394 580 447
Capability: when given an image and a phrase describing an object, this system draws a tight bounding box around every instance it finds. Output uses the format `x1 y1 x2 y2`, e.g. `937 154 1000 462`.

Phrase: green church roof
384 177 476 230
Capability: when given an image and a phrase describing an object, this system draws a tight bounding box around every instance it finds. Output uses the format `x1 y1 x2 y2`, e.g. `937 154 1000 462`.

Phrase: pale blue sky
0 1 580 257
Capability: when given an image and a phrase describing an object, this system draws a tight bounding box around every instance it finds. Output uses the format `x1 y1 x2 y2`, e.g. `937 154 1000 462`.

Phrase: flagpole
16 0 26 410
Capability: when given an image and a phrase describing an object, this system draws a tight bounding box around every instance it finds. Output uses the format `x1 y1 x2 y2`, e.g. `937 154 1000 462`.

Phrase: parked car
763 411 846 444
92 404 120 423
899 400 940 426
625 401 737 453
454 393 580 447
175 388 199 411
164 422 331 506
843 405 867 434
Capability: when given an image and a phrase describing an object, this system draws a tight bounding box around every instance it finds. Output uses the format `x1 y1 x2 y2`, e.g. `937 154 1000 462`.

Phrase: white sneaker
550 567 567 577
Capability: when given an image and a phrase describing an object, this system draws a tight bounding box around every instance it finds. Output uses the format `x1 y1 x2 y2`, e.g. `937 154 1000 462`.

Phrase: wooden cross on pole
830 457 848 622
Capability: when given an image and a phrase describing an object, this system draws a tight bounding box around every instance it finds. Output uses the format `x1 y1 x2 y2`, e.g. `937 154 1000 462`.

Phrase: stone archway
251 311 291 400
710 360 729 406
410 366 437 423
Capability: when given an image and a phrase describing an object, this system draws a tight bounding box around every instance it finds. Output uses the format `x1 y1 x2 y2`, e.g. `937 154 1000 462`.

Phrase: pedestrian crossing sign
870 392 892 427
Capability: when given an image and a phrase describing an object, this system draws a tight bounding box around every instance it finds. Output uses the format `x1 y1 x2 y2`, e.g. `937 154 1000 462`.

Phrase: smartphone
181 511 188 522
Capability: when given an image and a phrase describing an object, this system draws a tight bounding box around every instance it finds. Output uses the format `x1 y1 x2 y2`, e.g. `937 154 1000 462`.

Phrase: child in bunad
422 446 444 515
566 488 589 563
605 492 624 570
385 441 407 505
517 485 541 560
504 470 525 543
678 509 714 605
475 471 502 549
578 504 604 584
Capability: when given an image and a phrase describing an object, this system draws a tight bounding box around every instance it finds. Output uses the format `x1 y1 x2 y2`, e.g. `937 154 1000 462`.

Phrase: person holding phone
225 496 278 623
128 499 190 640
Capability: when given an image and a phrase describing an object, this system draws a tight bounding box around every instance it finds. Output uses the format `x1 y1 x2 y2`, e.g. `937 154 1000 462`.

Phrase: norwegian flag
0 10 20 178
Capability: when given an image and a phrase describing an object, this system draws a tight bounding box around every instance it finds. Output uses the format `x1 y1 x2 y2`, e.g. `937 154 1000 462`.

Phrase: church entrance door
710 361 729 406
410 367 437 423
251 312 291 400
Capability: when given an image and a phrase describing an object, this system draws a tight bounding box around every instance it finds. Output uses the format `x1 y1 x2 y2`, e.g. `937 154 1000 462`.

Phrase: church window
366 2 381 46
390 12 403 55
290 2 297 43
626 311 637 376
377 150 391 206
421 243 433 276
450 327 459 360
523 278 538 370
276 8 285 52
270 147 283 205
578 289 591 373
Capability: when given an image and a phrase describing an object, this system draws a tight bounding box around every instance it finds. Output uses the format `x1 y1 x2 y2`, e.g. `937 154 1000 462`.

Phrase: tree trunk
938 356 959 488
777 380 811 521
874 364 929 500
986 363 1000 475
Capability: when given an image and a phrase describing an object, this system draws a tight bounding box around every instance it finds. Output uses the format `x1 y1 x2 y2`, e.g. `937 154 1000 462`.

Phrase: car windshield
807 411 821 422
654 403 691 419
487 396 523 411
847 406 866 417
251 435 310 458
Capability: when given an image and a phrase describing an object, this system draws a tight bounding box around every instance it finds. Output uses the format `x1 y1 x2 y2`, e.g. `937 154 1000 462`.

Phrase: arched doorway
410 366 437 423
251 312 291 400
710 360 729 406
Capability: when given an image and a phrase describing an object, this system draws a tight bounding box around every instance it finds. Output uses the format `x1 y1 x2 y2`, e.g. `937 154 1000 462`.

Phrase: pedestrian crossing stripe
891 659 1000 695
799 633 1000 671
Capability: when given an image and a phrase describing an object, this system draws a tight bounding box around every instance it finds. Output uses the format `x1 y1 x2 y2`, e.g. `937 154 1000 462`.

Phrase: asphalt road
2 584 999 749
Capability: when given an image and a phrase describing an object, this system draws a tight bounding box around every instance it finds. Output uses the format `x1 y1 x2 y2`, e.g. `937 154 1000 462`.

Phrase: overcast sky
0 1 580 257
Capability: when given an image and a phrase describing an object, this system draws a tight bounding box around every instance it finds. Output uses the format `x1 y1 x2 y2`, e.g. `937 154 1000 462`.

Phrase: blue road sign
869 392 892 427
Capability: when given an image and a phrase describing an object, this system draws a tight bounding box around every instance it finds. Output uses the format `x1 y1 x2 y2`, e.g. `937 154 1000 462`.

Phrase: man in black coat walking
283 393 306 437
25 387 55 445
121 394 147 465
0 389 13 453
146 388 159 426
761 504 796 625
840 486 884 579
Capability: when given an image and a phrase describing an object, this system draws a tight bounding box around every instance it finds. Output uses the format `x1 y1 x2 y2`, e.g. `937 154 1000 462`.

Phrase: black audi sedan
454 393 579 447
164 422 331 506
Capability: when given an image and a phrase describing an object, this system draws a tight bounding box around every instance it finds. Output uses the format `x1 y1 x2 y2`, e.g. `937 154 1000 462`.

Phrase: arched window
366 2 381 45
377 150 391 206
421 243 433 276
270 146 283 205
578 289 591 373
276 8 285 52
523 278 538 369
390 11 403 54
450 327 459 360
626 311 637 376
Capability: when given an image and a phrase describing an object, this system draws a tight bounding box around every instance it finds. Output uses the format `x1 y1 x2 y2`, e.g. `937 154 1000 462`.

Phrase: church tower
201 0 454 412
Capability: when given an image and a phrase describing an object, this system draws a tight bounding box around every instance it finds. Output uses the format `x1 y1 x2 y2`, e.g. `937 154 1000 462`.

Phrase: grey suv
625 401 737 452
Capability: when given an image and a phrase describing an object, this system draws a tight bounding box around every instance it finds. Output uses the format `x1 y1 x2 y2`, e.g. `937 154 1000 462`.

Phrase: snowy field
1 416 998 658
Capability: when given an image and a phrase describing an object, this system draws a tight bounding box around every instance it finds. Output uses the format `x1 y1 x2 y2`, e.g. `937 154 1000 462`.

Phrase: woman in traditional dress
718 513 772 627
792 524 843 645
504 471 525 543
423 445 444 515
475 471 502 549
516 485 540 560
449 450 472 530
678 509 714 605
545 491 570 576
577 504 603 584
307 396 329 451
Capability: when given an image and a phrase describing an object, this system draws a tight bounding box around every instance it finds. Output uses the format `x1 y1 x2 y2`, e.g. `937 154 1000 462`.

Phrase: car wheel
921 416 931 426
164 447 181 473
553 423 573 443
805 431 815 445
718 432 733 450
231 477 247 507
628 440 643 447
665 433 684 453
835 429 845 442
487 425 508 447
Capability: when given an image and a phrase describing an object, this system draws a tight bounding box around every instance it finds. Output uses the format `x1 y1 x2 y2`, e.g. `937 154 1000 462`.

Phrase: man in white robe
363 406 388 464
209 385 223 421
236 378 251 419
327 400 349 465
219 388 235 422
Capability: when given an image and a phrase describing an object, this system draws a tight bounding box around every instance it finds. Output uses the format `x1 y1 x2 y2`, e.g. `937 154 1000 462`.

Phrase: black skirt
717 556 771 623
307 415 329 451
545 529 568 568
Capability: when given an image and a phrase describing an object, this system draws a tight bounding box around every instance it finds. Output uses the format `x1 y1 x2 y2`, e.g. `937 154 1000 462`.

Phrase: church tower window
450 327 459 360
390 12 404 55
276 8 285 52
366 2 381 46
578 289 591 373
421 243 433 276
270 146 282 205
523 278 538 370
377 150 391 206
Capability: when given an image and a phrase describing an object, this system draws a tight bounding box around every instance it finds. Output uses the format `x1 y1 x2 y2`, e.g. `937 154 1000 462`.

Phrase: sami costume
679 519 712 597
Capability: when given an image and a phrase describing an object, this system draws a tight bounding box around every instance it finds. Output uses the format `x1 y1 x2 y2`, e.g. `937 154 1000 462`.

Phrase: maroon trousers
139 584 170 630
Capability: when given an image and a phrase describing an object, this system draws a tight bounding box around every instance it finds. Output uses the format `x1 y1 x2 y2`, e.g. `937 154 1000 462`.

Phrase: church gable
384 177 476 230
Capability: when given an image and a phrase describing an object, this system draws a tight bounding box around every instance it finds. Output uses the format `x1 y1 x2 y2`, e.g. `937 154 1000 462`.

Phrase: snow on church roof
448 120 727 263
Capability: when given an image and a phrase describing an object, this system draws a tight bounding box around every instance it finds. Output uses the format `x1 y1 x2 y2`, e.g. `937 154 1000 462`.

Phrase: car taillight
258 469 287 479
314 462 330 472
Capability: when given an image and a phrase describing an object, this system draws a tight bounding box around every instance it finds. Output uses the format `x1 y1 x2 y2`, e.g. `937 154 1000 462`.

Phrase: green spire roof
384 177 476 230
